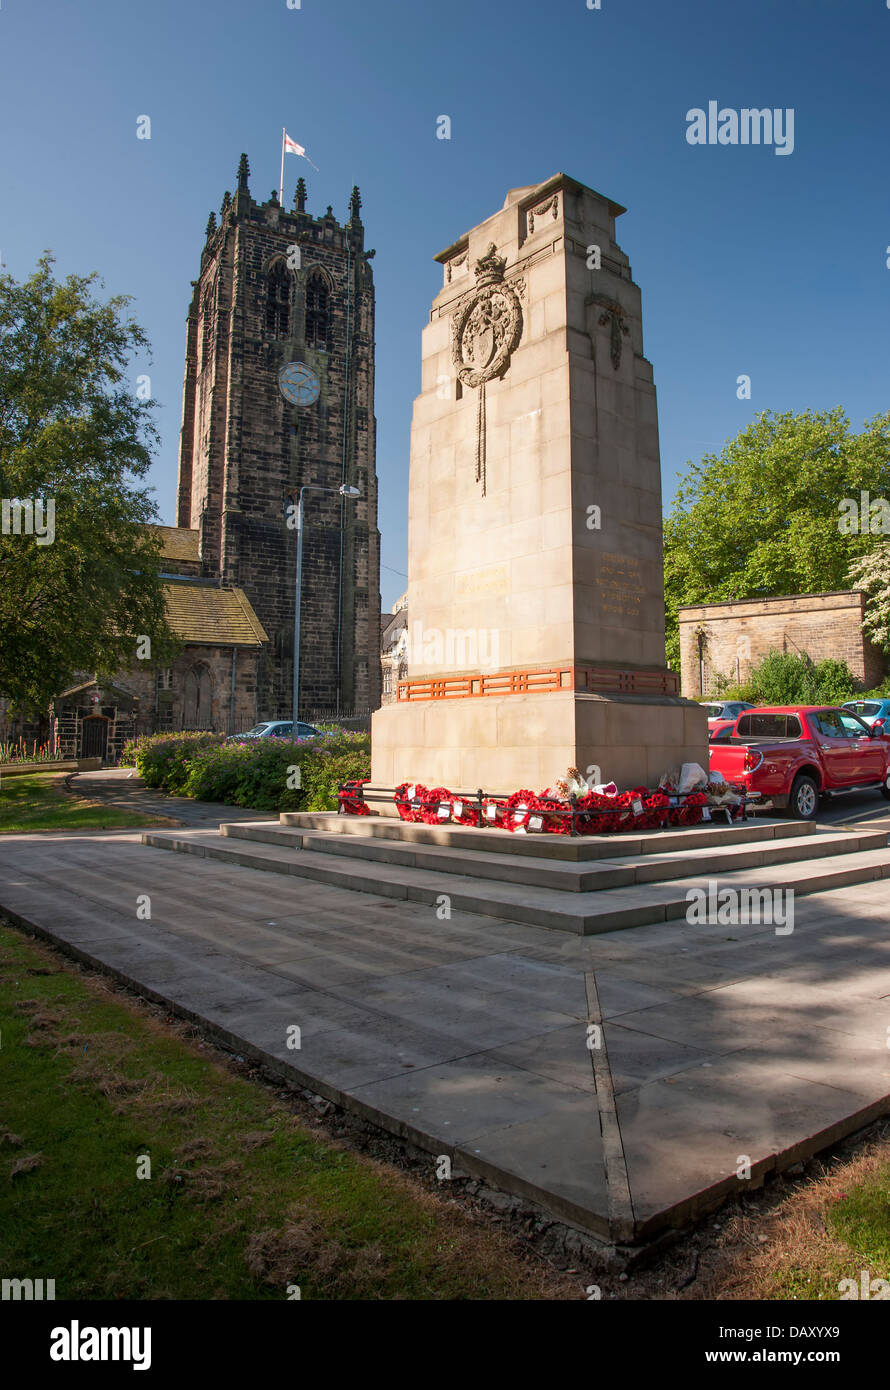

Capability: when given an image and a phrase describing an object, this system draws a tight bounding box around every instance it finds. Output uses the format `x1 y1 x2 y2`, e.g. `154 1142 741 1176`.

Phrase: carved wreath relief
596 301 630 371
451 244 523 495
526 194 559 235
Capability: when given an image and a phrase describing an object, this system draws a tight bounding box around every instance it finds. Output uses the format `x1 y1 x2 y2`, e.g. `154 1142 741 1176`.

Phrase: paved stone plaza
2 827 890 1244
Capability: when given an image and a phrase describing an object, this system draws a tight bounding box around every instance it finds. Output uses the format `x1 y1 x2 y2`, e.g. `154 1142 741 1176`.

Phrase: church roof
154 525 201 564
56 678 139 703
163 582 268 647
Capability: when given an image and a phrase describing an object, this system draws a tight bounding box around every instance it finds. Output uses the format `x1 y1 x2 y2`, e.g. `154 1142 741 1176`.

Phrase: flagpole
279 127 286 205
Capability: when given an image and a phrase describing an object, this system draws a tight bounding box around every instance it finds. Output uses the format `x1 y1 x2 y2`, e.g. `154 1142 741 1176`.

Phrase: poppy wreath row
341 782 740 834
336 779 372 816
393 783 481 827
388 785 716 834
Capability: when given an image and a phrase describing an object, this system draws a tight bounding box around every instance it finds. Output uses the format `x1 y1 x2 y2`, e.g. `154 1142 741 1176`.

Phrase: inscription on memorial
456 564 510 599
598 551 645 619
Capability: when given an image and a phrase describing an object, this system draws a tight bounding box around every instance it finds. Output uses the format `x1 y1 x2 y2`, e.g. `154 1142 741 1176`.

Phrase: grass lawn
730 1142 890 1301
0 923 577 1300
0 772 164 833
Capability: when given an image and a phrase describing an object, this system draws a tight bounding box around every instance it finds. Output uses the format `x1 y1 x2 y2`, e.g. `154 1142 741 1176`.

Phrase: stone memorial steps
275 808 819 860
142 819 890 935
214 819 882 894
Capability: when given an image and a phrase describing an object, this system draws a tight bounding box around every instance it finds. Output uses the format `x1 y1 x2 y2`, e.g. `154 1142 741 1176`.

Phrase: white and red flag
284 132 307 158
280 128 319 201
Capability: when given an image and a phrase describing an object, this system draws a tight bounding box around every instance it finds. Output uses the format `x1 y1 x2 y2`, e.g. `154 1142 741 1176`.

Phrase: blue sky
2 0 887 610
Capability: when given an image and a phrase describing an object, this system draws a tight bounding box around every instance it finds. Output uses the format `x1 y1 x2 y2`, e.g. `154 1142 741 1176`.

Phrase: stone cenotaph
372 173 708 795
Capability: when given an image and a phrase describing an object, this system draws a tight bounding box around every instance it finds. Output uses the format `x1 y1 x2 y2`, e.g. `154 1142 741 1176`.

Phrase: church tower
176 154 381 717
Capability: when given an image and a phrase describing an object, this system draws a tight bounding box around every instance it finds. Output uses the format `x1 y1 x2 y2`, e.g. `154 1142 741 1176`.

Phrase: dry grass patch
9 1152 45 1181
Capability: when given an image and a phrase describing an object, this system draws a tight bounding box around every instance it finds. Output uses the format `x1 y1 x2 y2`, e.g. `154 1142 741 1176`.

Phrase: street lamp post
291 483 361 727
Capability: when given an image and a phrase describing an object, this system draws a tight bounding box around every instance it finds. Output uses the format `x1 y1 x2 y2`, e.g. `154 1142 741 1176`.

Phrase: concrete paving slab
348 971 585 1049
3 829 890 1243
590 970 686 1019
350 1051 594 1144
266 1015 476 1091
602 1022 722 1094
618 1049 885 1231
452 1100 610 1235
484 1024 599 1093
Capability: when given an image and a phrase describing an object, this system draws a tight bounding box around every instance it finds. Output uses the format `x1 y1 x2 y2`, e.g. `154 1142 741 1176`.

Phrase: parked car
708 705 890 819
228 720 322 742
841 698 890 732
701 700 755 726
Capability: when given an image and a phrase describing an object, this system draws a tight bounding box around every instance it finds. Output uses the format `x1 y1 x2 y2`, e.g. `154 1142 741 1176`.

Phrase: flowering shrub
119 734 164 767
290 737 371 813
131 732 224 793
130 729 370 812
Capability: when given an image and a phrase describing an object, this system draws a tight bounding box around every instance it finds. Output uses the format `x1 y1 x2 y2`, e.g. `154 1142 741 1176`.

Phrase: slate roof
57 679 139 702
163 582 268 647
154 526 201 564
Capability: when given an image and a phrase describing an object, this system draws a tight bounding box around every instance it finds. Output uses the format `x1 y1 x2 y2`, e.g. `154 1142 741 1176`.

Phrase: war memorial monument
372 173 708 794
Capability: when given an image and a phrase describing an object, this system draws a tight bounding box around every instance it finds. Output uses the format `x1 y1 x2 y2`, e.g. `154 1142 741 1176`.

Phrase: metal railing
396 664 680 702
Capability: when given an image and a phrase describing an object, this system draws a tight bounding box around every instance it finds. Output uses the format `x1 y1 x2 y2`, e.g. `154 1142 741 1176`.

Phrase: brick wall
678 590 886 697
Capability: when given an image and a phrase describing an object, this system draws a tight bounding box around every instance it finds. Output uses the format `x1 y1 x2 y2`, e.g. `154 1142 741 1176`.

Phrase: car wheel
787 773 819 820
881 772 890 802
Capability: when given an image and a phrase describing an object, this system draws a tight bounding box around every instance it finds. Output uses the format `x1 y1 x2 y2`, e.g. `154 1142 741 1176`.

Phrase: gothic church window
305 271 329 350
265 262 291 338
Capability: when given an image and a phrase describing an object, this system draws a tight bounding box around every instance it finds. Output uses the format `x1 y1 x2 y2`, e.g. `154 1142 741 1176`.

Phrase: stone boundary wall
678 590 886 698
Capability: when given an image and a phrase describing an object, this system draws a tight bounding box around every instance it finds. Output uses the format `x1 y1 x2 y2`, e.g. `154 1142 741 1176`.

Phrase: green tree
0 255 175 710
664 407 890 667
848 542 890 652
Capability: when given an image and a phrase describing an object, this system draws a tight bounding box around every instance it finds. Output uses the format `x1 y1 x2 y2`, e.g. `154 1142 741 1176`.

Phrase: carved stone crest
450 244 523 496
451 245 523 389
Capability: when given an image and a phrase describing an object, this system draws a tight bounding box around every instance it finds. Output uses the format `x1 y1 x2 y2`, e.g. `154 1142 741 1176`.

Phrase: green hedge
712 651 863 706
130 730 370 813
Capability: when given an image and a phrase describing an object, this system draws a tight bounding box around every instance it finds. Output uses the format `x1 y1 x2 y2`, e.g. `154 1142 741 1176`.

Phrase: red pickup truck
708 705 890 819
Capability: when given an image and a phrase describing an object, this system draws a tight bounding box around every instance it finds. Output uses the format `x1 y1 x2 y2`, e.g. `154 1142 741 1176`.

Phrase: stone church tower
176 153 381 717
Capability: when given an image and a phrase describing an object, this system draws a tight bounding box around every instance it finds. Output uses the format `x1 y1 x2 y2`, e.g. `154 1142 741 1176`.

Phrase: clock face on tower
278 361 320 407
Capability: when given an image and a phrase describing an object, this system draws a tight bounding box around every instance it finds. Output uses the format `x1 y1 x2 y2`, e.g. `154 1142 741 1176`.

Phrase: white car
701 700 755 726
227 720 322 742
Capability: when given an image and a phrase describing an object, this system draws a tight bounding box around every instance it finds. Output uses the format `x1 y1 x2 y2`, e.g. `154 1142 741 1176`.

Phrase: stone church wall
176 159 381 720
